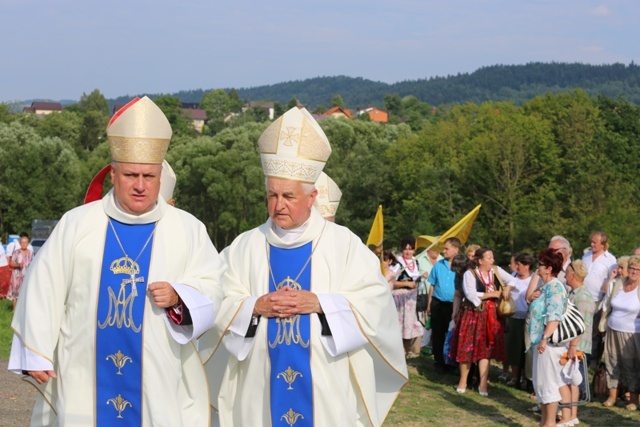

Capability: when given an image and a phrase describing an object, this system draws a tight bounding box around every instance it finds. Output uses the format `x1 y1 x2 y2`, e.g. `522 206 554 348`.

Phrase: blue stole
96 220 155 426
267 242 314 427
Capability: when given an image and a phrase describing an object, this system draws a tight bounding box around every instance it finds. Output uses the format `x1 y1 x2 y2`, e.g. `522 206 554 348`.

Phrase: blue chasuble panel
268 242 314 427
96 220 155 426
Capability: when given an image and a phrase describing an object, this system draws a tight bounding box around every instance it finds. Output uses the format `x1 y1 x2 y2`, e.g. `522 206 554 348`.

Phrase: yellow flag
366 205 384 250
415 235 438 251
416 204 481 253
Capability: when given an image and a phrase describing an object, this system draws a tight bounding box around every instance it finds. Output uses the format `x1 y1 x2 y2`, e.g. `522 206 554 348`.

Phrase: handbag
497 295 516 317
548 294 585 345
416 279 428 312
592 362 608 397
491 266 515 317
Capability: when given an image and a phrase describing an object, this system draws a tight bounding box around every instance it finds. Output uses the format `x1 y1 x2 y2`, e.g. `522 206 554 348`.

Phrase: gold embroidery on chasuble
106 350 133 375
276 366 303 390
106 394 133 419
268 276 310 349
281 408 305 426
98 256 144 333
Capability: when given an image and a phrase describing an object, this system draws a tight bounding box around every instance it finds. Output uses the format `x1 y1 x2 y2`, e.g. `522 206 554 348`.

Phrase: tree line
107 62 640 111
2 89 640 264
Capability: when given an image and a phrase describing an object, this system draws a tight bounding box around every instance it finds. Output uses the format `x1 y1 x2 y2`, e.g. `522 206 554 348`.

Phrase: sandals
602 399 616 407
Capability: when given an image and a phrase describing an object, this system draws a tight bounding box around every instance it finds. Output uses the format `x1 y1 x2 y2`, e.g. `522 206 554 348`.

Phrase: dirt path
0 360 35 426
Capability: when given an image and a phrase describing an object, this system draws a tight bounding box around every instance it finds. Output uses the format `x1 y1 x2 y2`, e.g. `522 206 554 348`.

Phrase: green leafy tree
287 97 299 110
35 110 83 152
79 89 110 115
0 122 83 233
154 95 194 136
330 95 346 109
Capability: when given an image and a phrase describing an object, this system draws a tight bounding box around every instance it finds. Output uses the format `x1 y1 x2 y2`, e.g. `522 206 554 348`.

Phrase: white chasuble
10 190 223 427
201 208 408 427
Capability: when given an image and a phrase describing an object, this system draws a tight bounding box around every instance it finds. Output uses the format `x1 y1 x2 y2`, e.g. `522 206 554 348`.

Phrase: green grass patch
384 355 640 426
1 299 14 359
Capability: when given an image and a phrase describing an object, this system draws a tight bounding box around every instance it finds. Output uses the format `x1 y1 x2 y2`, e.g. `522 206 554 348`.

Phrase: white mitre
258 107 331 183
160 160 176 202
107 96 171 164
313 171 342 218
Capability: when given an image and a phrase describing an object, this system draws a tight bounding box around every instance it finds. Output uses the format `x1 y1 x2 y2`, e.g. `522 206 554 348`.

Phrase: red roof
324 106 353 119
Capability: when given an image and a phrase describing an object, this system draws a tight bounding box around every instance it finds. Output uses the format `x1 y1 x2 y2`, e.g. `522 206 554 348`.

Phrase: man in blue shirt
427 237 461 373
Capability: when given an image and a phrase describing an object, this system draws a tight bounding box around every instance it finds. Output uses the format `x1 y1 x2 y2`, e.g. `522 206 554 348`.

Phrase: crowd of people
383 232 640 427
3 95 639 427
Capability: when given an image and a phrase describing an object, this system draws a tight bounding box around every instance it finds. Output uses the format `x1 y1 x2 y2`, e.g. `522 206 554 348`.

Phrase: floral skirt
449 300 506 363
392 288 424 340
7 268 26 301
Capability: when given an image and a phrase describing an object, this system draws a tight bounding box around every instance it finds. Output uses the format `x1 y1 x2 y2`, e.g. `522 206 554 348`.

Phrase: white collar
102 188 165 224
262 208 327 249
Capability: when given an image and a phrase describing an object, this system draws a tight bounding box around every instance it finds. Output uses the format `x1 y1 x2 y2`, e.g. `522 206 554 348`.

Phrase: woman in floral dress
392 237 424 358
7 235 34 310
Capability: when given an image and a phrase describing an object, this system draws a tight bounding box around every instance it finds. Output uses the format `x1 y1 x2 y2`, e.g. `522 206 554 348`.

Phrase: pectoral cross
122 275 144 297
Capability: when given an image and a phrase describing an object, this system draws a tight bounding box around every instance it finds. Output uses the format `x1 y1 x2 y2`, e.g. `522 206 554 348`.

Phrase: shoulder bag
548 285 585 345
492 266 516 317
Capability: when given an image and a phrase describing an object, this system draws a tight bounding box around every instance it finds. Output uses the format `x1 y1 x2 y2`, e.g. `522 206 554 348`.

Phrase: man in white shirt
581 231 617 366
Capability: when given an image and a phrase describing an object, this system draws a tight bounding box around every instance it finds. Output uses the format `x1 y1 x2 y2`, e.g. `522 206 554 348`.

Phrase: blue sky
1 0 638 102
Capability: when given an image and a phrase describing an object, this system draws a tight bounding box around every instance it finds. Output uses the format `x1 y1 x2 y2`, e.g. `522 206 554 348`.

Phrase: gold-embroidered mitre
258 107 331 183
107 96 171 164
313 172 342 218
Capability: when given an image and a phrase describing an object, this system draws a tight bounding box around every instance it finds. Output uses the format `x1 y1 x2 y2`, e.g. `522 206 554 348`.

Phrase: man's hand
26 370 57 384
148 281 179 308
254 287 321 318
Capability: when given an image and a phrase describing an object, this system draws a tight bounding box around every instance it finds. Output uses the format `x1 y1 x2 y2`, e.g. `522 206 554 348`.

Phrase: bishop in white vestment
9 96 224 427
201 107 407 427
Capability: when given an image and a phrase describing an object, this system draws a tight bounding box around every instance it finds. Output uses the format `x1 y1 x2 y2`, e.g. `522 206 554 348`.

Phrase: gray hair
549 235 572 257
264 177 316 195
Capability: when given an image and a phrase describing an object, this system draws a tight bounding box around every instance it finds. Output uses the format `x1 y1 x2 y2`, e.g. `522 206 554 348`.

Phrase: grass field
2 300 639 426
385 355 640 426
1 299 13 359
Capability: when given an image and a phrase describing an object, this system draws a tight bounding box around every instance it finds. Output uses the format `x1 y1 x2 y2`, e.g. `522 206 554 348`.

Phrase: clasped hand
254 287 321 318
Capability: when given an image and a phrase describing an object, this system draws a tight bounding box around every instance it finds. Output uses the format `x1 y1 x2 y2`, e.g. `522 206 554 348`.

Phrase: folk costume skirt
0 266 10 298
450 299 506 363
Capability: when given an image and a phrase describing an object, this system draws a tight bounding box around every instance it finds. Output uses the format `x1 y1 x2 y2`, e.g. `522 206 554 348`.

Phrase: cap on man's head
258 107 331 183
313 172 342 218
107 96 171 164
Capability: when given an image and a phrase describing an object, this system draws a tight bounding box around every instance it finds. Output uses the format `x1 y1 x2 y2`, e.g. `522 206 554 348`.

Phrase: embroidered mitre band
313 172 342 218
258 107 331 183
107 96 171 164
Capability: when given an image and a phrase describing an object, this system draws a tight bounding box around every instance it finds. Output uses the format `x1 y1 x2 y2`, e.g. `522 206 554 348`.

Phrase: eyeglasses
628 267 640 273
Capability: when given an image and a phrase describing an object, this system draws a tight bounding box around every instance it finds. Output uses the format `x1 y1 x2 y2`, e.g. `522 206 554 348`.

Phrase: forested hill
112 62 640 108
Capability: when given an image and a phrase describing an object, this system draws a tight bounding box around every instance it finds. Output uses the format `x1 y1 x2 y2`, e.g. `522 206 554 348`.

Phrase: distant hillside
108 62 640 109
